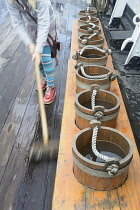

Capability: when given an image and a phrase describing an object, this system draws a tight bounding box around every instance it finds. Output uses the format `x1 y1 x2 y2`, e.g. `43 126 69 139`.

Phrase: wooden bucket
72 126 133 190
76 65 116 93
78 16 99 27
75 85 120 129
72 46 111 67
78 34 104 49
78 24 101 36
78 9 97 18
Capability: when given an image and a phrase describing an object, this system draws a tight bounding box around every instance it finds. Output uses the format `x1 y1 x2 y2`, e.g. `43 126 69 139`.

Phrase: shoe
36 77 47 91
43 87 56 104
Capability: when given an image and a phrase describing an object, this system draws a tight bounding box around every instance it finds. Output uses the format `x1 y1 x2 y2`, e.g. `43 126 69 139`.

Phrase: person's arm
6 1 32 47
35 0 51 53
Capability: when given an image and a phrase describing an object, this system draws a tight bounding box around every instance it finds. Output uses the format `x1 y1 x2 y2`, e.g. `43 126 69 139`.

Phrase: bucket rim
75 89 120 114
76 65 112 81
78 34 104 43
72 127 133 170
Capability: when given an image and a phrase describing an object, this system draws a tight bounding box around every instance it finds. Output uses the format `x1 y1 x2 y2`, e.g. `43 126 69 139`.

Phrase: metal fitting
110 74 117 81
72 53 78 60
88 27 93 33
93 111 104 120
81 39 88 44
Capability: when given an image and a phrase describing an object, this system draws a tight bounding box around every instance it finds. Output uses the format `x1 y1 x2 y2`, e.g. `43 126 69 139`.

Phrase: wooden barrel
78 16 99 26
72 126 133 190
78 24 101 36
75 87 120 129
78 34 104 49
72 46 111 67
78 10 97 18
76 65 116 93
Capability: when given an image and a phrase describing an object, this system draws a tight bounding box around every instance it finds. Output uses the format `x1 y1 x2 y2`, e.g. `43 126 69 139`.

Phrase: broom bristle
29 141 59 162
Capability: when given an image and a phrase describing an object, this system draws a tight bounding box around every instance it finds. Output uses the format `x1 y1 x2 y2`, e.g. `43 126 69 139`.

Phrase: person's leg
36 63 47 90
41 46 56 104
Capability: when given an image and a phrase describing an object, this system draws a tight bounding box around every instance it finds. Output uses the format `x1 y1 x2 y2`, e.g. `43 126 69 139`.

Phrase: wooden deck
52 20 140 209
0 1 87 209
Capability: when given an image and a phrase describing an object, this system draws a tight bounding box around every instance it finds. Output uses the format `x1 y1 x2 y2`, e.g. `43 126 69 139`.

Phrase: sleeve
6 1 32 46
35 0 50 53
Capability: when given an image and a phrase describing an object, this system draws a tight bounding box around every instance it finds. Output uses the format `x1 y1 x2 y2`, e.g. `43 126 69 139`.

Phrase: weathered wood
0 17 13 45
0 47 31 132
0 26 21 74
0 56 43 210
0 60 35 181
0 17 11 31
52 20 140 209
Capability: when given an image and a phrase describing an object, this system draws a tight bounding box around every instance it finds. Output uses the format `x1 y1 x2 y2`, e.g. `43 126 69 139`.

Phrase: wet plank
0 17 13 45
0 47 31 133
0 60 36 182
52 20 140 209
0 24 21 74
0 84 40 210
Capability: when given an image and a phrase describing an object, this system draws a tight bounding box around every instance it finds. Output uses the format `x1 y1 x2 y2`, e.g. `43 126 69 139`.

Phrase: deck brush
29 61 59 162
29 141 59 162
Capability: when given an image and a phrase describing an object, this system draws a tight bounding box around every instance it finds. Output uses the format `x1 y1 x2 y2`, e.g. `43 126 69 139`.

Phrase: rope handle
91 89 97 110
79 46 106 55
80 66 108 79
91 126 119 176
88 22 96 28
81 32 100 44
87 15 91 22
91 88 104 120
73 47 111 60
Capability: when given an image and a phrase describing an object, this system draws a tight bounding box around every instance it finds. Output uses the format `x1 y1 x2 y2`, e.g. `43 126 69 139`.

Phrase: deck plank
0 18 13 45
0 23 21 74
85 190 120 210
52 20 140 209
0 60 35 180
0 46 30 132
0 61 40 209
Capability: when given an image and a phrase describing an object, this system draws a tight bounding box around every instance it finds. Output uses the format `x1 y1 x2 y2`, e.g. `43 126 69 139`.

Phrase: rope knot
106 164 119 176
93 111 104 120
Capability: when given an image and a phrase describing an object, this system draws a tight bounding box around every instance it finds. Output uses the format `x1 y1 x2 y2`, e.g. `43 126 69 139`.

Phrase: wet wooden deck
52 20 140 209
0 1 87 209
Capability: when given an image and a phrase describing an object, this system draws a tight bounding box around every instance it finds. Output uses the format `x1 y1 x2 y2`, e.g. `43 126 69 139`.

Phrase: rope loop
79 46 106 56
81 66 108 79
91 126 119 176
91 89 97 110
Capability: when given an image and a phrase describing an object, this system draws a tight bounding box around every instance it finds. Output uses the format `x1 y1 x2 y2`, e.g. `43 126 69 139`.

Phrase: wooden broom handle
35 61 49 145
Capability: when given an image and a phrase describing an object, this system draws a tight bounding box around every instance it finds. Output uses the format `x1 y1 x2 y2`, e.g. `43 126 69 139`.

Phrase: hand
28 42 36 55
32 51 41 65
